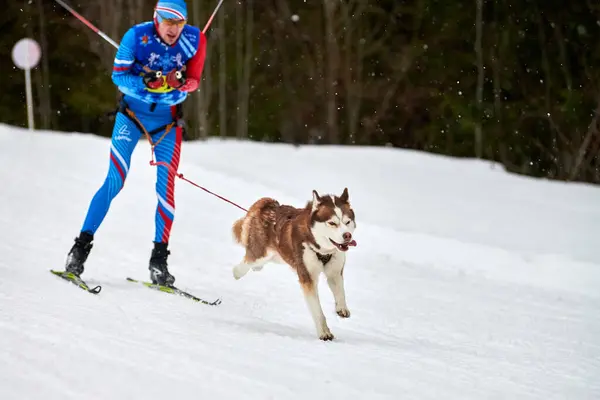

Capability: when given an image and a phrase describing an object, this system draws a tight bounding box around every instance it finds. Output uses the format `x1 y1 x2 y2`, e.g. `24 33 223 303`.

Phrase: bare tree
218 4 227 137
36 0 52 129
474 0 484 158
339 0 370 144
271 0 322 143
353 1 428 145
64 0 126 77
192 1 213 139
490 9 507 166
234 0 253 139
235 0 243 138
126 0 145 25
569 96 600 180
235 0 253 139
323 0 340 144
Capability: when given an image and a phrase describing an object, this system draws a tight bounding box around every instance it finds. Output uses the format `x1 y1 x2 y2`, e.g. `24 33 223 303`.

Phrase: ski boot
65 231 94 276
149 241 175 286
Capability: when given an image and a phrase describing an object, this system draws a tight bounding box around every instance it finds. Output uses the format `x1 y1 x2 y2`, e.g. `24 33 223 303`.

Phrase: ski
126 277 221 306
50 269 102 294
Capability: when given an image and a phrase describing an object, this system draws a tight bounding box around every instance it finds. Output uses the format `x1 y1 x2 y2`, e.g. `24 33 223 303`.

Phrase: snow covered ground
1 123 599 399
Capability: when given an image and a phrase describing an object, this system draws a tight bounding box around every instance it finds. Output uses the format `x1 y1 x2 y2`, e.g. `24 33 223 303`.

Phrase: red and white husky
231 188 357 341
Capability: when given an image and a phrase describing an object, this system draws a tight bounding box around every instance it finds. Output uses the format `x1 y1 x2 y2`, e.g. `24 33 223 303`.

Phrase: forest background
3 0 600 184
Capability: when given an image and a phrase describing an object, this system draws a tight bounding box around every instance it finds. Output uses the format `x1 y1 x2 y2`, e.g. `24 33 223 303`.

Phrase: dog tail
232 197 279 246
256 198 279 226
232 216 245 244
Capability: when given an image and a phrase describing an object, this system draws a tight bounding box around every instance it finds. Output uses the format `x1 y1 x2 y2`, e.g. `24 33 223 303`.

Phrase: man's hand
166 68 186 89
143 70 164 90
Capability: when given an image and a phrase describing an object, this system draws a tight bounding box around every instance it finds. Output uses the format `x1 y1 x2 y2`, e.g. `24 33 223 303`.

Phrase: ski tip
89 285 102 294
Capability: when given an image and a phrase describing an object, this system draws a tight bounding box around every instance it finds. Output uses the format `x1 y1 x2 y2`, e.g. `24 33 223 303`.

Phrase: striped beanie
154 0 188 22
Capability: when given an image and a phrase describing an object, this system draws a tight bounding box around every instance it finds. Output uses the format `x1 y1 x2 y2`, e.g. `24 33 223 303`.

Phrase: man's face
157 19 186 45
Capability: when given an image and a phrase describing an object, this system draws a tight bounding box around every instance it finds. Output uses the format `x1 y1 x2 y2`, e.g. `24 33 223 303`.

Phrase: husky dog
231 188 357 341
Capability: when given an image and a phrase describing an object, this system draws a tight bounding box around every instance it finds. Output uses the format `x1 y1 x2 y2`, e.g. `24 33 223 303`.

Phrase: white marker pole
24 65 34 130
12 38 41 131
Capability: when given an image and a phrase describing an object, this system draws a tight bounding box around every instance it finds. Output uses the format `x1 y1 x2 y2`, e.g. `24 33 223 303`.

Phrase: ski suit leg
152 124 183 243
81 112 142 234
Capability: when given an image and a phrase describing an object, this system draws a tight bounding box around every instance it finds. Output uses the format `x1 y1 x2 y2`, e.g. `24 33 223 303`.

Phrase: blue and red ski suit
80 21 207 243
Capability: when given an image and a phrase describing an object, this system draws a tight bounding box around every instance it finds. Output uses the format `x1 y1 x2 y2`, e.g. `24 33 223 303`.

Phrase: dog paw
233 265 248 280
318 326 334 341
336 307 351 318
251 265 264 272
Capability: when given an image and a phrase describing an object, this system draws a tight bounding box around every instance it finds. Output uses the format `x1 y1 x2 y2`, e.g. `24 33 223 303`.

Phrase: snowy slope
1 123 599 399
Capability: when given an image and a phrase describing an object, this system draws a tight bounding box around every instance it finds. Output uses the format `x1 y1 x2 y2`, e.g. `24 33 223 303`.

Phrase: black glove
143 70 164 90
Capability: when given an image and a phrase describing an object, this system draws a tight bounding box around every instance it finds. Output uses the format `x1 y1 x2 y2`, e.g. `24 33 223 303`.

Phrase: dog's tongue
347 239 357 247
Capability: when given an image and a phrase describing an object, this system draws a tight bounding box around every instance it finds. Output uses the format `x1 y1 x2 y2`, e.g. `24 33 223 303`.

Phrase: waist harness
111 93 185 145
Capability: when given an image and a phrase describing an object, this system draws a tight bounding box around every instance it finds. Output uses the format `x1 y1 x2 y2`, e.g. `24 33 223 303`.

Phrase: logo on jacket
148 52 161 67
141 34 151 46
171 53 183 68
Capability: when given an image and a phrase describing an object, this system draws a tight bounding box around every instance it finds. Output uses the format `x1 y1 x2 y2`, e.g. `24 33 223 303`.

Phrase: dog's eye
328 221 337 227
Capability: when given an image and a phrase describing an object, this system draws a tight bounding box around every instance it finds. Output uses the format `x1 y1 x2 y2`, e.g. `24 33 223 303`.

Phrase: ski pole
56 0 225 41
54 0 224 71
53 0 119 50
54 0 152 72
203 0 225 34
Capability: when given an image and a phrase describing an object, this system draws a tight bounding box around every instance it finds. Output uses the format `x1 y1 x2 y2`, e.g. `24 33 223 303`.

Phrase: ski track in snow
1 125 599 399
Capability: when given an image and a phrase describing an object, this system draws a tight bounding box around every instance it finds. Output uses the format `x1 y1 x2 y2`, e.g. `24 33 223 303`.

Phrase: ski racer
62 0 207 286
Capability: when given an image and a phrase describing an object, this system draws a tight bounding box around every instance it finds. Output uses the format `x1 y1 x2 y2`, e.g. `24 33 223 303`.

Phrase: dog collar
315 252 332 265
307 242 333 265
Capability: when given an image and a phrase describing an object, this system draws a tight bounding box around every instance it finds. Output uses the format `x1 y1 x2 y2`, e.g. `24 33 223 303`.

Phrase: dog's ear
312 190 321 212
340 187 349 203
312 190 322 202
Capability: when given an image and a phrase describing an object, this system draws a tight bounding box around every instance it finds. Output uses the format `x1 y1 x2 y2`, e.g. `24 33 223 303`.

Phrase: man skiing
63 0 207 286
